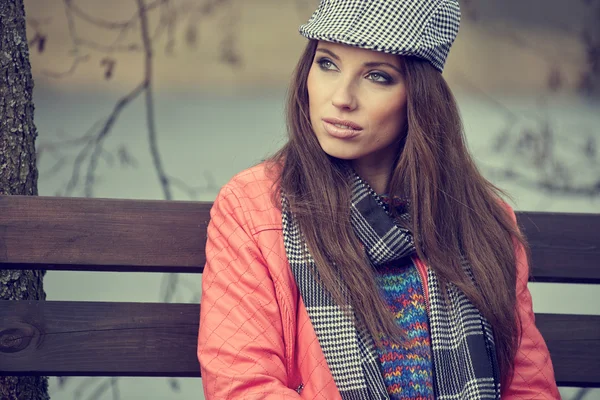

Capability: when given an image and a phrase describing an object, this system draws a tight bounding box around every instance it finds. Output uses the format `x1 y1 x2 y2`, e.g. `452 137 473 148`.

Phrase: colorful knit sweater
374 260 434 400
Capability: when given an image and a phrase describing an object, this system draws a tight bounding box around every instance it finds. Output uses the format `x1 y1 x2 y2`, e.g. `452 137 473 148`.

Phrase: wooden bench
0 195 599 388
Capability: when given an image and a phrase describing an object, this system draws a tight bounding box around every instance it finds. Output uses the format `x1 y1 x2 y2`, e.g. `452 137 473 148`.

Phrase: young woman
198 1 560 399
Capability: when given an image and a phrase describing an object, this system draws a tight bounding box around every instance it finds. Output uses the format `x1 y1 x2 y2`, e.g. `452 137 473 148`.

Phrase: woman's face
307 41 408 174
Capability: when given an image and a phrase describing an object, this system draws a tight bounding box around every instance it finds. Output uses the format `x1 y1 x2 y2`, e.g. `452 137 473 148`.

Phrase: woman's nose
331 79 358 111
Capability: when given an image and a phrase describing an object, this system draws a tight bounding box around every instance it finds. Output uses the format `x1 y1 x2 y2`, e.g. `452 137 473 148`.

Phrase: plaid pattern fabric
281 173 501 399
299 0 461 72
282 195 382 399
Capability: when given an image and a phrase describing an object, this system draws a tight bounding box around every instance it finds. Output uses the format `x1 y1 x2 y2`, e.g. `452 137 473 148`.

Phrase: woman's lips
322 118 363 139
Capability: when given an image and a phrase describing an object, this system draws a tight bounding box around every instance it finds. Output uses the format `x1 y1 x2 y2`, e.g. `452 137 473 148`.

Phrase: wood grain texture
535 313 600 387
1 196 599 282
0 301 200 377
0 195 211 272
518 212 600 283
0 301 598 387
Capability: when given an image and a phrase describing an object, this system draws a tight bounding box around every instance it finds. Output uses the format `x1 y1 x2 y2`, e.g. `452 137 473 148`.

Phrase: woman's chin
322 149 358 161
318 142 361 161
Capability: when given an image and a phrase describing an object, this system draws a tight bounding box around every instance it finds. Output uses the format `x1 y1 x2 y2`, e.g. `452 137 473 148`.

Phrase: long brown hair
269 39 526 386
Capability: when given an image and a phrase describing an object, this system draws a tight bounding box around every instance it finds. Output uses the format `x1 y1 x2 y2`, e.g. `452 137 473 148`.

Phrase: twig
64 120 107 196
37 121 101 159
63 0 142 53
571 388 591 400
161 273 179 303
39 156 67 179
110 377 120 400
42 54 90 79
84 82 146 197
84 378 113 400
168 172 217 199
137 0 173 200
65 0 138 29
483 164 600 197
74 377 101 400
63 0 166 29
159 0 176 54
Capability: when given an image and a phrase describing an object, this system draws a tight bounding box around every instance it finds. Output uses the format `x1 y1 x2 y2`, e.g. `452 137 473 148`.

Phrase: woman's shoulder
225 161 281 195
215 161 283 234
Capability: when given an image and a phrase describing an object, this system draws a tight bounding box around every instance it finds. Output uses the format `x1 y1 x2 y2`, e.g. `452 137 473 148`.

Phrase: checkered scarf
281 173 501 399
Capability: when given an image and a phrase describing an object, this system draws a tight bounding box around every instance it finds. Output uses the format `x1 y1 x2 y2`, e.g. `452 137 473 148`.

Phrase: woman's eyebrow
363 62 402 74
315 48 340 60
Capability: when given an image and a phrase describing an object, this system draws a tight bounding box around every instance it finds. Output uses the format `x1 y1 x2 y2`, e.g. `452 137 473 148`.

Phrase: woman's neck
351 160 391 194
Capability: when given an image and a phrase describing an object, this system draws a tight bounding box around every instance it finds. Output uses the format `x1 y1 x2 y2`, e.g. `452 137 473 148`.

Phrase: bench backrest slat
0 300 598 386
535 313 600 387
0 195 211 272
0 195 599 282
0 301 200 377
518 212 600 283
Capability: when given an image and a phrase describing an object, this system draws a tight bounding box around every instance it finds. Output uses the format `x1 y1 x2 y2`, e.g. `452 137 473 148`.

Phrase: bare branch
219 0 242 66
100 57 117 79
158 0 177 54
56 376 69 389
65 0 138 29
84 82 146 197
485 165 600 197
63 0 142 53
37 122 100 158
26 17 52 29
47 119 104 196
26 17 50 54
74 377 101 400
176 277 202 293
486 111 600 197
137 0 173 200
64 132 97 196
72 36 141 53
28 32 47 53
110 377 120 400
168 378 181 392
117 145 139 168
42 54 90 79
160 273 179 303
64 0 165 29
571 388 591 400
39 156 68 179
579 1 600 95
84 378 113 400
168 172 217 199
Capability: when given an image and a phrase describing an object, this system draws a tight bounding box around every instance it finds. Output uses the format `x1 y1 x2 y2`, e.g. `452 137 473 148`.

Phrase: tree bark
0 0 49 399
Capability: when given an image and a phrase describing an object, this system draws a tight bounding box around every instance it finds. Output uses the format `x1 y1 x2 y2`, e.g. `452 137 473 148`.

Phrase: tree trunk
0 0 49 399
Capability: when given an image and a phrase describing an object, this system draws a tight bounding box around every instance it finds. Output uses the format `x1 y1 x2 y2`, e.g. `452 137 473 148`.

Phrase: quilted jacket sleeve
502 207 561 399
198 185 301 399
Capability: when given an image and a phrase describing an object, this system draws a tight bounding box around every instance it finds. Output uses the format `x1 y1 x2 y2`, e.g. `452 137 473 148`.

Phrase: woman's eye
317 58 336 71
367 72 391 84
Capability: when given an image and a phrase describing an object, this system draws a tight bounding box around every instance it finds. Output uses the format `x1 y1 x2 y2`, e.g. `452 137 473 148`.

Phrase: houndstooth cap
299 0 461 73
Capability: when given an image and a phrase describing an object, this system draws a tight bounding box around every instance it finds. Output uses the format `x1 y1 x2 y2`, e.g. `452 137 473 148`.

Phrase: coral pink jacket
198 164 561 399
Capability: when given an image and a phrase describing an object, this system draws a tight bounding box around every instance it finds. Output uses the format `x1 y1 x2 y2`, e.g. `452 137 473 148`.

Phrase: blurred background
23 0 599 398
